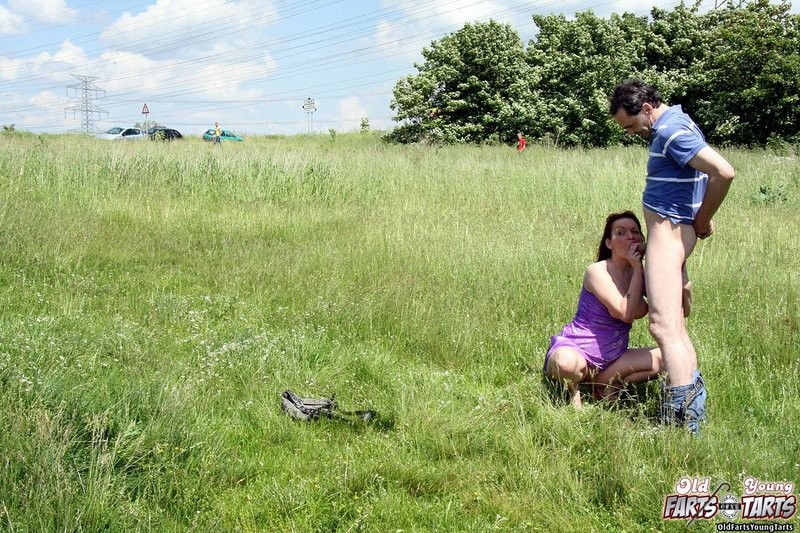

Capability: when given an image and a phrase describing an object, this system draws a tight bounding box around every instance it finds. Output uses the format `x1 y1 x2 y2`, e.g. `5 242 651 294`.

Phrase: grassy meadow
0 131 798 531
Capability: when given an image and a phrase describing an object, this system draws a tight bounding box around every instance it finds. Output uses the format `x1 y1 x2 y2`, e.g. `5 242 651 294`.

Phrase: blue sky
1 0 727 136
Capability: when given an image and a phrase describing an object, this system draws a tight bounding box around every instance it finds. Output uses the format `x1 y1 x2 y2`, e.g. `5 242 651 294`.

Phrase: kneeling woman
544 211 663 408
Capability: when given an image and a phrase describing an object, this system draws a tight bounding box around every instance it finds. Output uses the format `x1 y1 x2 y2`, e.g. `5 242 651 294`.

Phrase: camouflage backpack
281 390 375 423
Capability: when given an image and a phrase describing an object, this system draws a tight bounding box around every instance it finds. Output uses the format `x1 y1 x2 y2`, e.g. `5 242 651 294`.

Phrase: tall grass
1 132 798 531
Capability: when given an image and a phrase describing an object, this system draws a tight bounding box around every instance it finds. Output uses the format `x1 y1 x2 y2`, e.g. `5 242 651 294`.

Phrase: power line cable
6 0 715 131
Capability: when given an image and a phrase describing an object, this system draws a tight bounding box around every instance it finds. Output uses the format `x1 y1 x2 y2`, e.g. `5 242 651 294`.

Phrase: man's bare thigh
643 209 697 319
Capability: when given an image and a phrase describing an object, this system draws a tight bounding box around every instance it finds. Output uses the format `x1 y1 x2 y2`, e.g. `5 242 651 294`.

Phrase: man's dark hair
609 79 663 116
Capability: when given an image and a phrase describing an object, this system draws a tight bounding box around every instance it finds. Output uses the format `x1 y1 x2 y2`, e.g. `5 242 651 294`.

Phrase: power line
5 0 720 133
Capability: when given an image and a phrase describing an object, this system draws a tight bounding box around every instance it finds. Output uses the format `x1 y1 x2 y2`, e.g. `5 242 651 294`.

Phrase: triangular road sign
142 103 150 114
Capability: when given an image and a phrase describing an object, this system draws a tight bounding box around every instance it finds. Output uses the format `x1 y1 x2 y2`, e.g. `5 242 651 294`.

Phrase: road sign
142 103 150 115
303 98 316 135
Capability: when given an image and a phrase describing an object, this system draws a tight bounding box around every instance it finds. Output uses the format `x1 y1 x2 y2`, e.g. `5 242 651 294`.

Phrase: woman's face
605 218 643 256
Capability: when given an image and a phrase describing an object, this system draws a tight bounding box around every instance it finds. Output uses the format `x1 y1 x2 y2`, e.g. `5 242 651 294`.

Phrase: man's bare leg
644 209 706 433
643 210 696 385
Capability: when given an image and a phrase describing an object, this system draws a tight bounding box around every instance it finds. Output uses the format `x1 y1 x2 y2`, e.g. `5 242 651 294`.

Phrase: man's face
613 104 653 140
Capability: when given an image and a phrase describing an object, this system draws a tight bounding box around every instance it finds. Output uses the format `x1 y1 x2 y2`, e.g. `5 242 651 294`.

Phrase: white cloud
49 40 88 65
337 96 369 131
8 0 78 24
0 40 86 81
424 0 507 27
372 20 415 58
0 56 25 80
0 5 26 35
72 46 275 112
370 0 522 65
99 0 278 58
29 89 68 108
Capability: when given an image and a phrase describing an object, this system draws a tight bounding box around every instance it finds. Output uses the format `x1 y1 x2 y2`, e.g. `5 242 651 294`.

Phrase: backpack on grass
281 390 375 423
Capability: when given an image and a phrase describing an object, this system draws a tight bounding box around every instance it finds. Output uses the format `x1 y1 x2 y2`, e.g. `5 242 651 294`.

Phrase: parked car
96 127 147 140
202 128 243 142
148 127 183 141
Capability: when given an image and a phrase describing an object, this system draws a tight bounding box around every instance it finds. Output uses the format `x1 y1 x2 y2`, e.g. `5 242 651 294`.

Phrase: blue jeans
661 369 707 435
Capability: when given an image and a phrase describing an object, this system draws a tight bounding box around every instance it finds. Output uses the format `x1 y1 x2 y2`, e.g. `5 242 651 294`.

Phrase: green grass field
1 132 798 531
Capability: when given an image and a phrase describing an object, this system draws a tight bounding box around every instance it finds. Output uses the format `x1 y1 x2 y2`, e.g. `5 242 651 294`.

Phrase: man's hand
694 219 715 240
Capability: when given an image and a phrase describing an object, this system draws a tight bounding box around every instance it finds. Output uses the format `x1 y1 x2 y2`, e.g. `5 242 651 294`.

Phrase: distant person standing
609 79 735 434
517 132 527 153
214 122 222 145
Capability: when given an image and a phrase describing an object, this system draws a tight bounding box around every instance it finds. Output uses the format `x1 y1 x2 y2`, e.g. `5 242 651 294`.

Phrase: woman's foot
593 382 624 402
570 388 583 409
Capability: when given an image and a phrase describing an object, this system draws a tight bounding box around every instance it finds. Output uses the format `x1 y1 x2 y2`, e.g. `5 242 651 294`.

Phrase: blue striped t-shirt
643 105 708 224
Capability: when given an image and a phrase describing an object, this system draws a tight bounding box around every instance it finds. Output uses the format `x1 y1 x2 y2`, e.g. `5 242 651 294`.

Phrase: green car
202 128 244 142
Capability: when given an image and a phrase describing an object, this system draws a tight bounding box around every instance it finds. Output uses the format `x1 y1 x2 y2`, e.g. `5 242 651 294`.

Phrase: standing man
214 121 222 145
609 80 735 434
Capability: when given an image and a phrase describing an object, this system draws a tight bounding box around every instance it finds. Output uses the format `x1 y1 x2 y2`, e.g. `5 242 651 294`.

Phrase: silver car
96 127 147 140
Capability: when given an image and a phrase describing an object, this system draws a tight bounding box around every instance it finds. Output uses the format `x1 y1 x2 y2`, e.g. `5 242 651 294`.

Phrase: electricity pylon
65 74 108 134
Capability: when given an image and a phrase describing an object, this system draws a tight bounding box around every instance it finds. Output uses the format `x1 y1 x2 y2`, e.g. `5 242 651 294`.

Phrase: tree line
388 0 800 148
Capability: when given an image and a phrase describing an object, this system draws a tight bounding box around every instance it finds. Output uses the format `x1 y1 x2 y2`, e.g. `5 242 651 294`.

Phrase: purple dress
545 287 631 371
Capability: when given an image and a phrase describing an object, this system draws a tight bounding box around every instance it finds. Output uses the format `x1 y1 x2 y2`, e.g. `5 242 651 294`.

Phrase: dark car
148 127 183 141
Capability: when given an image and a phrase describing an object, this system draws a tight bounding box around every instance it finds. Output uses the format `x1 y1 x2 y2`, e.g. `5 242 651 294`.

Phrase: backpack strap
328 408 376 423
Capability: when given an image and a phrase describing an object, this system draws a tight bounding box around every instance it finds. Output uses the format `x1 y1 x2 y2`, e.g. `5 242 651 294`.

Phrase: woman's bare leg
545 347 589 408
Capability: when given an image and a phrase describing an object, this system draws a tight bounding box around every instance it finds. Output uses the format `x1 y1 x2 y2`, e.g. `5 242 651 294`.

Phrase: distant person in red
517 132 527 153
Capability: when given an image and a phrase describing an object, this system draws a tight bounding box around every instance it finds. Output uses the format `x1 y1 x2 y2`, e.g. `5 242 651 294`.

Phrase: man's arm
688 146 735 238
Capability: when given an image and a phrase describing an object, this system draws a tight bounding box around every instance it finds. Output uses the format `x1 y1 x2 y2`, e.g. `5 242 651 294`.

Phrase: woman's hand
626 242 644 268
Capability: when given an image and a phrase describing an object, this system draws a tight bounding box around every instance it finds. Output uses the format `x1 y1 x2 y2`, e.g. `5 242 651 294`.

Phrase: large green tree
389 21 535 144
388 1 800 147
645 2 710 101
684 0 800 145
525 11 655 146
